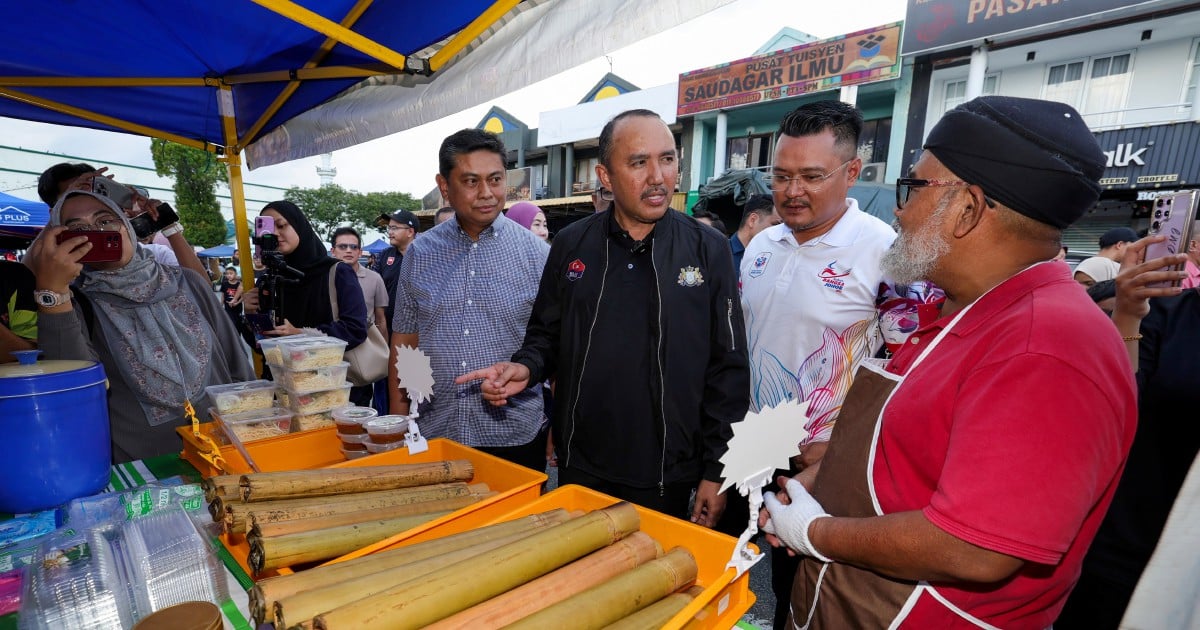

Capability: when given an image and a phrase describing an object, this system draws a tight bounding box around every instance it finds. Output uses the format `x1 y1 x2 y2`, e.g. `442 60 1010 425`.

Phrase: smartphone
255 216 275 237
89 177 135 210
243 313 276 341
1144 191 1198 288
56 230 124 263
129 203 180 240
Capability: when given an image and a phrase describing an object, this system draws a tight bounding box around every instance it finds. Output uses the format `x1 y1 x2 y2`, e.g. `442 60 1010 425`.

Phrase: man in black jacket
458 109 749 527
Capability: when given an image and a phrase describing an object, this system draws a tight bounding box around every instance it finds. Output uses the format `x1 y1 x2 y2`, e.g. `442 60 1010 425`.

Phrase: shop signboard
677 23 902 117
903 0 1157 55
1094 122 1200 191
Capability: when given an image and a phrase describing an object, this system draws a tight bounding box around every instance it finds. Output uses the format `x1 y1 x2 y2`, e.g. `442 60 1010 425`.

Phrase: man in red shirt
761 96 1137 628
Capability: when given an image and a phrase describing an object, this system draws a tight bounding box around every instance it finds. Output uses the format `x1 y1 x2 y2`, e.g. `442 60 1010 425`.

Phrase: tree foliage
150 139 229 248
284 186 420 241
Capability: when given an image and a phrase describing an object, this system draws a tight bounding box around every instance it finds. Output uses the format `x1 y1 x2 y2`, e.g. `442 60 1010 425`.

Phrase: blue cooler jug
0 350 110 513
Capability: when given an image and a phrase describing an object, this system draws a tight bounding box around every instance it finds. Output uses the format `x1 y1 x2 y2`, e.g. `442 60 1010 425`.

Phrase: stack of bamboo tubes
201 460 493 574
247 501 708 630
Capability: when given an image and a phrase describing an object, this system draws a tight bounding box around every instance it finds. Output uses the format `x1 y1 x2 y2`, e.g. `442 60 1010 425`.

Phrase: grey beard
881 203 951 285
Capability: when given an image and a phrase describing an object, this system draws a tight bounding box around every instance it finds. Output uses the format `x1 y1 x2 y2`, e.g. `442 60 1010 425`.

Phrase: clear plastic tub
364 439 406 454
271 362 350 395
260 336 348 370
203 380 278 415
282 383 352 415
338 432 369 446
341 447 370 460
332 406 377 435
294 410 336 432
364 415 410 444
215 407 295 442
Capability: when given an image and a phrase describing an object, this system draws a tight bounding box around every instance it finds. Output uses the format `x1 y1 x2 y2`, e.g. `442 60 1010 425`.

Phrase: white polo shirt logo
818 260 851 293
747 252 772 278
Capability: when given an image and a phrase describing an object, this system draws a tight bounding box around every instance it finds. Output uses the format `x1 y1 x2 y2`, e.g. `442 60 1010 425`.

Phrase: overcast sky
0 0 906 200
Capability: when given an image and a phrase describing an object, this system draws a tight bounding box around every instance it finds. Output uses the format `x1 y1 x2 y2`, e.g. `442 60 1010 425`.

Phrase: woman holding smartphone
23 191 254 463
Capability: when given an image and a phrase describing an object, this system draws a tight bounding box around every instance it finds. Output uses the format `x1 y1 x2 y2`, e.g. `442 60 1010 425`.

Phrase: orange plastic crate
178 421 343 477
214 437 547 579
323 484 754 629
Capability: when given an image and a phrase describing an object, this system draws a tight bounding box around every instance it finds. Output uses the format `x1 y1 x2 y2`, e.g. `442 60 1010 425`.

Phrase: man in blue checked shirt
387 128 550 471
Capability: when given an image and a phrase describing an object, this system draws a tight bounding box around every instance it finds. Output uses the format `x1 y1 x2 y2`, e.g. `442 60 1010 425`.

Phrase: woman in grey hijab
24 191 254 462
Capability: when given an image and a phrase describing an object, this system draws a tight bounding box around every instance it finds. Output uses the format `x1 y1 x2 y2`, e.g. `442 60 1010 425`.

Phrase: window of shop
857 118 891 165
942 75 998 115
726 133 772 171
1044 53 1133 127
1182 38 1200 110
573 157 599 193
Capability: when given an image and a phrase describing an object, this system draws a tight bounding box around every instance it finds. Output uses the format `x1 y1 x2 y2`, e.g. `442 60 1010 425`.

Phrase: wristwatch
160 222 184 237
34 289 72 308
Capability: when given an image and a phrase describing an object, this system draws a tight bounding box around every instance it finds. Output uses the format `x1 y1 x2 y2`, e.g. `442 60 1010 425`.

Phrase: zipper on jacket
650 249 667 494
726 297 736 351
564 239 610 470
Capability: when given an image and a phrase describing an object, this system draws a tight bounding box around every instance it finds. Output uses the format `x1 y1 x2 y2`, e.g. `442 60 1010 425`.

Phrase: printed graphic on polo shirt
747 252 771 278
566 259 586 281
818 260 851 292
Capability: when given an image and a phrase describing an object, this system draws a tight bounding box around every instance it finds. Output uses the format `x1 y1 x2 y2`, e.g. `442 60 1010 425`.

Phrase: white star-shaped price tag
394 345 434 453
720 398 812 577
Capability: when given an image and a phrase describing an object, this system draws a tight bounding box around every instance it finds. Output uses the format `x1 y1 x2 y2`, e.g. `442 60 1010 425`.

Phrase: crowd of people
4 94 1198 628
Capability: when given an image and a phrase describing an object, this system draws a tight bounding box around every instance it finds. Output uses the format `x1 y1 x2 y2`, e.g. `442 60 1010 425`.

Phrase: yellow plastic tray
214 437 547 578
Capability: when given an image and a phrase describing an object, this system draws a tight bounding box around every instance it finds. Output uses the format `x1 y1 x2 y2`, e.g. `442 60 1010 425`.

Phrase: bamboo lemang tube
273 526 560 629
240 460 474 502
202 474 242 502
249 493 489 539
248 510 454 573
503 547 699 630
312 502 641 630
424 531 663 630
224 482 479 534
248 509 573 626
601 585 705 630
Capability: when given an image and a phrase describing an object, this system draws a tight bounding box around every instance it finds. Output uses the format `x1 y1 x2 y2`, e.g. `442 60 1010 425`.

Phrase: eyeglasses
386 225 413 233
895 178 995 210
766 159 854 193
65 212 124 232
333 243 360 251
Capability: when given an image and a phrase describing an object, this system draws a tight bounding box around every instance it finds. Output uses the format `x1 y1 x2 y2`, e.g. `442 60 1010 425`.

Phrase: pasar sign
677 23 902 117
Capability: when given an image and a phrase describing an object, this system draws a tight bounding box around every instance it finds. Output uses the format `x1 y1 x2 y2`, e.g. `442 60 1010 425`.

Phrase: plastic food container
0 351 111 513
260 336 348 370
272 361 350 394
216 407 295 442
364 415 410 444
340 447 369 460
364 440 406 454
294 410 336 432
338 432 369 447
204 380 278 415
332 406 377 435
282 382 352 415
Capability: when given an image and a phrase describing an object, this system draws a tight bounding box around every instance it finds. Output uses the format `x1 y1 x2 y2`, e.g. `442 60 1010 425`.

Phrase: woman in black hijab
256 200 367 348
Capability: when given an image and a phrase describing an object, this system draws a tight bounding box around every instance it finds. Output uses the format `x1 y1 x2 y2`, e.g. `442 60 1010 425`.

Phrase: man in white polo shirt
739 100 941 629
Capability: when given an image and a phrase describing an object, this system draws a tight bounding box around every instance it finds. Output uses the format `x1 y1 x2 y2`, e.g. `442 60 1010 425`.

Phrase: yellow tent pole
0 87 214 152
217 85 256 294
239 0 377 147
223 64 387 85
0 76 213 88
249 0 409 71
428 0 521 72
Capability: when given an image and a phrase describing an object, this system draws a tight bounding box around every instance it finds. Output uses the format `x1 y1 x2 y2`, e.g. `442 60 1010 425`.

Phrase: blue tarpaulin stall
197 244 236 259
0 191 50 246
362 238 389 254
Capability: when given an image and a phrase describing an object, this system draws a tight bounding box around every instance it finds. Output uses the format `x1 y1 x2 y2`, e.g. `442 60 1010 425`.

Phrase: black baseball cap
375 209 419 230
1098 227 1138 249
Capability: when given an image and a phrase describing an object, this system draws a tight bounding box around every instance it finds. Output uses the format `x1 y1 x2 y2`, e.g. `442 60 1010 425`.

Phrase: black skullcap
924 96 1105 229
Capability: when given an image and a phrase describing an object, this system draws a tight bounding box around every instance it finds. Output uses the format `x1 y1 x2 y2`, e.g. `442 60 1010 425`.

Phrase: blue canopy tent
362 238 389 254
0 1 731 278
0 191 50 249
197 244 236 259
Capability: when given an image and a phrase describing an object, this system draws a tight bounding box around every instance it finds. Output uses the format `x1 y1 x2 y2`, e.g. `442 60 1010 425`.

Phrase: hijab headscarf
50 191 212 426
505 202 541 230
260 200 339 327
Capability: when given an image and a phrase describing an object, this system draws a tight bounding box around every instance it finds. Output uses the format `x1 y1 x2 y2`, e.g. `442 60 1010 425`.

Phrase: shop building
900 0 1200 253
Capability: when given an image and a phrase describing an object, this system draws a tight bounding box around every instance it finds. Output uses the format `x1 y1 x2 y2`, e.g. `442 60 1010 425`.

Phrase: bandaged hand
762 477 832 562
